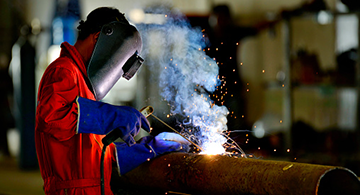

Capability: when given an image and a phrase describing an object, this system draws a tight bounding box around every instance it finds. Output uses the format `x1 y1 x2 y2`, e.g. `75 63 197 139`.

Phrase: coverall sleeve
37 66 79 141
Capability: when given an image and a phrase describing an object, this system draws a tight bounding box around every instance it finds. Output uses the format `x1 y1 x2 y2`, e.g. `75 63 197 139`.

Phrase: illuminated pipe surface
115 153 360 195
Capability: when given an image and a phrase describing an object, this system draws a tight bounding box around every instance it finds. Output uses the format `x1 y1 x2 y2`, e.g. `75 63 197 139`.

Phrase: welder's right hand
76 96 150 146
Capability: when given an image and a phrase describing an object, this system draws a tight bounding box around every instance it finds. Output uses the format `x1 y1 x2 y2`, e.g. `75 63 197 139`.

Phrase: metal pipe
115 153 360 195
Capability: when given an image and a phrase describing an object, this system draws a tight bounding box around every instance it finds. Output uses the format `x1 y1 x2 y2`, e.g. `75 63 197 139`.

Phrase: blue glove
76 96 150 146
114 133 190 175
155 132 190 145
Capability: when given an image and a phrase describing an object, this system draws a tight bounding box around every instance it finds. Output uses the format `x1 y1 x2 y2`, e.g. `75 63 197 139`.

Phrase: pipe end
318 168 360 195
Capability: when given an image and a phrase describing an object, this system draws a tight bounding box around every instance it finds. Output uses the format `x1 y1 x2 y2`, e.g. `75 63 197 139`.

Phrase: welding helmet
87 21 144 100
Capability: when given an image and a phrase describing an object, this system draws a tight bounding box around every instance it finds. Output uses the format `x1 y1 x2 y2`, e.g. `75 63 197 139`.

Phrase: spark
262 69 265 73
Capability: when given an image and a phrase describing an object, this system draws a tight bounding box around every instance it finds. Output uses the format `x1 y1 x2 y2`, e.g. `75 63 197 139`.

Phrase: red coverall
35 42 115 195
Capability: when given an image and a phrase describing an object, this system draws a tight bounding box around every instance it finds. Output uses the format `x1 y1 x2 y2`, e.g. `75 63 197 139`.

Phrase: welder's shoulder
40 57 81 87
46 57 79 74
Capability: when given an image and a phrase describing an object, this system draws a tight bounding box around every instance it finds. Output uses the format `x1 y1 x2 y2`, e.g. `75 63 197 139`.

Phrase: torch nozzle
140 106 154 118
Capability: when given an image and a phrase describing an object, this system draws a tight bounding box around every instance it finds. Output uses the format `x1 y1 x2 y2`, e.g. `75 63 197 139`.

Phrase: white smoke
137 7 229 154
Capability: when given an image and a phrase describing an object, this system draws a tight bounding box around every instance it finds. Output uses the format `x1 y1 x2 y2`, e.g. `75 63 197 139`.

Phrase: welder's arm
76 96 150 146
114 133 190 176
36 67 83 141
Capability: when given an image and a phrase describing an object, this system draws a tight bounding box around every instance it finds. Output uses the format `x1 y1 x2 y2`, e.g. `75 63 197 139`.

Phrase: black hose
100 145 107 195
101 129 122 195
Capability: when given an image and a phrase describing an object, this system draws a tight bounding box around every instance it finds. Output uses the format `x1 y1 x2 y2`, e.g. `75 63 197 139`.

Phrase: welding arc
150 114 204 152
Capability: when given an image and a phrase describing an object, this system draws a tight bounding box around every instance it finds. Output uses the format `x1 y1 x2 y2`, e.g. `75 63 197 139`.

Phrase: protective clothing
114 133 190 175
35 42 115 195
87 21 143 101
76 96 150 146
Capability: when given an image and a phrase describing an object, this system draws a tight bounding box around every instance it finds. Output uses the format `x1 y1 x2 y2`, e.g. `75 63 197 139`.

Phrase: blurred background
1 0 360 194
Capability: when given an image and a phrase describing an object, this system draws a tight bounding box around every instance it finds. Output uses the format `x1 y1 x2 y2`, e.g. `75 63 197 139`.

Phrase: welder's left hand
114 134 189 175
155 132 189 143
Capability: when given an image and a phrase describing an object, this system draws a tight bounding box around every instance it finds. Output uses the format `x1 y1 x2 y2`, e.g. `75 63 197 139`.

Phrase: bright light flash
200 142 226 155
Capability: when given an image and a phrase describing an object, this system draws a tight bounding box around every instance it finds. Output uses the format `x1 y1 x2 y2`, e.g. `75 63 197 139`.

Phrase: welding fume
35 7 189 195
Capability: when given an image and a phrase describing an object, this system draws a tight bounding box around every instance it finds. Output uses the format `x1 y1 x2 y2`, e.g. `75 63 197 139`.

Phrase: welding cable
100 129 128 195
100 145 106 195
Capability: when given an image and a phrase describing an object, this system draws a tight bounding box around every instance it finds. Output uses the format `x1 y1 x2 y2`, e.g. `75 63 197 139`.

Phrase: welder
35 7 188 195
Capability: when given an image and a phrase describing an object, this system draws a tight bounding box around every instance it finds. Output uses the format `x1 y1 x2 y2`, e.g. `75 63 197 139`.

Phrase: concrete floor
0 156 43 195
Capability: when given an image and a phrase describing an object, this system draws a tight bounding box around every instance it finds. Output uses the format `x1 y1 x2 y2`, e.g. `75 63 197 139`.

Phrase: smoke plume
137 7 229 154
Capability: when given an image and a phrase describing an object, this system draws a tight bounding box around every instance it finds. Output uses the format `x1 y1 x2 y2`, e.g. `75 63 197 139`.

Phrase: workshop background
1 0 360 194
